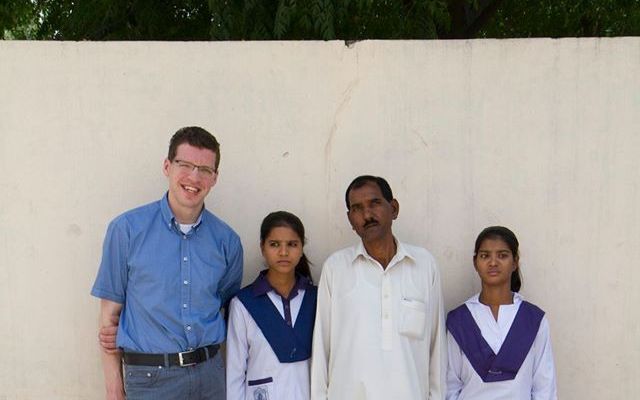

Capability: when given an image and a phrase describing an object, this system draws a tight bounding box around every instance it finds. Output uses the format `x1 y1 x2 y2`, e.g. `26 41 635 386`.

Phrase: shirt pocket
398 298 427 340
247 377 275 400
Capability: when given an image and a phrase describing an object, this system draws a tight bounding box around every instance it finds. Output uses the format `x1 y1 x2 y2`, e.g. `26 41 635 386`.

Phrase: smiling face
163 143 217 223
347 181 398 245
474 238 519 290
261 226 304 277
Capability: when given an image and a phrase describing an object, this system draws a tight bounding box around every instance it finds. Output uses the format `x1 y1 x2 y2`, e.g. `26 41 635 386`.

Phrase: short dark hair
473 226 522 292
260 211 313 282
345 175 394 210
168 127 221 170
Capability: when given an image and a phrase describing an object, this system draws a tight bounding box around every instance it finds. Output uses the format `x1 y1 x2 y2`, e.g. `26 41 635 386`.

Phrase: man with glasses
91 127 243 399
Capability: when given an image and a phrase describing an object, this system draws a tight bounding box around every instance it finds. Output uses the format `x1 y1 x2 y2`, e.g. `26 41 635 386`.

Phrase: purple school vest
446 300 544 382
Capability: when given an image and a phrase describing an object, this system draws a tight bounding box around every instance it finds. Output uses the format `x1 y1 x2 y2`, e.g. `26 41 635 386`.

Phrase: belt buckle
178 349 197 367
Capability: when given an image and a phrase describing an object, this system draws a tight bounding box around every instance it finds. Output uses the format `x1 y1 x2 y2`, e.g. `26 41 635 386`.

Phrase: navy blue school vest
446 300 544 382
237 284 317 363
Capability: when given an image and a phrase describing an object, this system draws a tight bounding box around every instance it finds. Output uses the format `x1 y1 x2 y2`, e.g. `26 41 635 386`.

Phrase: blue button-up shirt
91 193 243 353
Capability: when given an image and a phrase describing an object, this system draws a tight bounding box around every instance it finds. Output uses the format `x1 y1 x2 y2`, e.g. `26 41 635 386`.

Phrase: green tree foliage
1 0 639 40
210 0 451 40
1 0 39 39
37 0 213 40
480 0 640 37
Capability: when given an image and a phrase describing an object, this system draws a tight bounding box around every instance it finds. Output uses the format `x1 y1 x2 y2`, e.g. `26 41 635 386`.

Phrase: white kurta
310 240 446 400
226 289 311 400
446 293 557 400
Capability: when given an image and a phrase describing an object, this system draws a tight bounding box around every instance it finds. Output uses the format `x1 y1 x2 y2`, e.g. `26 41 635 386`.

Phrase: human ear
210 170 219 187
347 211 356 230
260 242 267 257
162 158 170 177
391 199 399 219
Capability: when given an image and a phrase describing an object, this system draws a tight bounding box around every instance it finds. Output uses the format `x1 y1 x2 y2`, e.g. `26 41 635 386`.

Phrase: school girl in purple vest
226 211 317 400
446 226 558 400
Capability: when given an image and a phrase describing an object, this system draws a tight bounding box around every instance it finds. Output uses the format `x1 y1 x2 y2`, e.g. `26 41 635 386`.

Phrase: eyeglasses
173 159 216 178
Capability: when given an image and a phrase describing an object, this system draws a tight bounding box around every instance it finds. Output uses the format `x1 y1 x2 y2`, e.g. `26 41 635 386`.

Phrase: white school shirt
226 289 311 400
310 240 446 400
446 293 558 400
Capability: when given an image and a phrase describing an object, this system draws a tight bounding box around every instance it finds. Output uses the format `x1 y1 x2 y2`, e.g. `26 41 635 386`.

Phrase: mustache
364 219 379 228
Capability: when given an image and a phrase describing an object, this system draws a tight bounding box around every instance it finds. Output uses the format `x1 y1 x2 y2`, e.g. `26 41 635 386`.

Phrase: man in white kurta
310 175 446 400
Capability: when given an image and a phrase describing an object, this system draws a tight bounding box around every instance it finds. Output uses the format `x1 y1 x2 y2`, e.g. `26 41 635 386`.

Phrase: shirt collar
351 237 416 265
467 292 523 305
160 192 204 231
251 269 312 300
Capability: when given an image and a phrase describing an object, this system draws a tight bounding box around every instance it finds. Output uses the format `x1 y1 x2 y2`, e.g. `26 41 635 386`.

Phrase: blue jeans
123 351 225 400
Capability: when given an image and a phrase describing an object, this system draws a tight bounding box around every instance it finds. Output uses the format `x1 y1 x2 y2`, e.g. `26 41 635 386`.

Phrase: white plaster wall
0 39 638 399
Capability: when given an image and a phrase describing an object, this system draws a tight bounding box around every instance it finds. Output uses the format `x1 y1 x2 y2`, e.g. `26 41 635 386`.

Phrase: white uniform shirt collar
466 292 524 306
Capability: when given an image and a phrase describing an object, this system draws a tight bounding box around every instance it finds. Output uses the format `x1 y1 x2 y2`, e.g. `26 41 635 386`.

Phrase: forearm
99 299 124 399
101 350 124 399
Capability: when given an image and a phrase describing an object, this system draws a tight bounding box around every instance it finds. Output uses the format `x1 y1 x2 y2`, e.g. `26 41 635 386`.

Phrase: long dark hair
260 211 312 282
473 226 522 292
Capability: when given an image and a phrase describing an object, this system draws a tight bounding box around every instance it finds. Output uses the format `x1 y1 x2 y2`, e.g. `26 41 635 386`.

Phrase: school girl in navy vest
226 211 317 400
446 226 557 400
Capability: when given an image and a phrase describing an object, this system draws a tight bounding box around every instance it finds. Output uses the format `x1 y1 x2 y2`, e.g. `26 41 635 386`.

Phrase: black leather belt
123 344 219 367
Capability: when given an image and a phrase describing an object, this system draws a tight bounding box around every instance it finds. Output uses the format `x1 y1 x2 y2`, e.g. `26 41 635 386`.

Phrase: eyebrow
350 197 382 207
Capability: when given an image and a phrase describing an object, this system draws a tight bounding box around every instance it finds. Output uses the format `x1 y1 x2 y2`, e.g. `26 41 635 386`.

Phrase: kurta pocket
398 298 427 339
247 377 274 400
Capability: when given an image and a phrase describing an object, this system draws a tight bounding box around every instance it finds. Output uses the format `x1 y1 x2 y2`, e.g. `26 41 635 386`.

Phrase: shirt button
183 280 189 285
183 304 187 308
146 373 151 377
183 235 187 239
183 257 188 262
186 325 191 331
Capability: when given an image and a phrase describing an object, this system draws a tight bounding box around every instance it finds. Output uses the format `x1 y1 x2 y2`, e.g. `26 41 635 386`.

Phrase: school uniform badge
253 387 269 400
